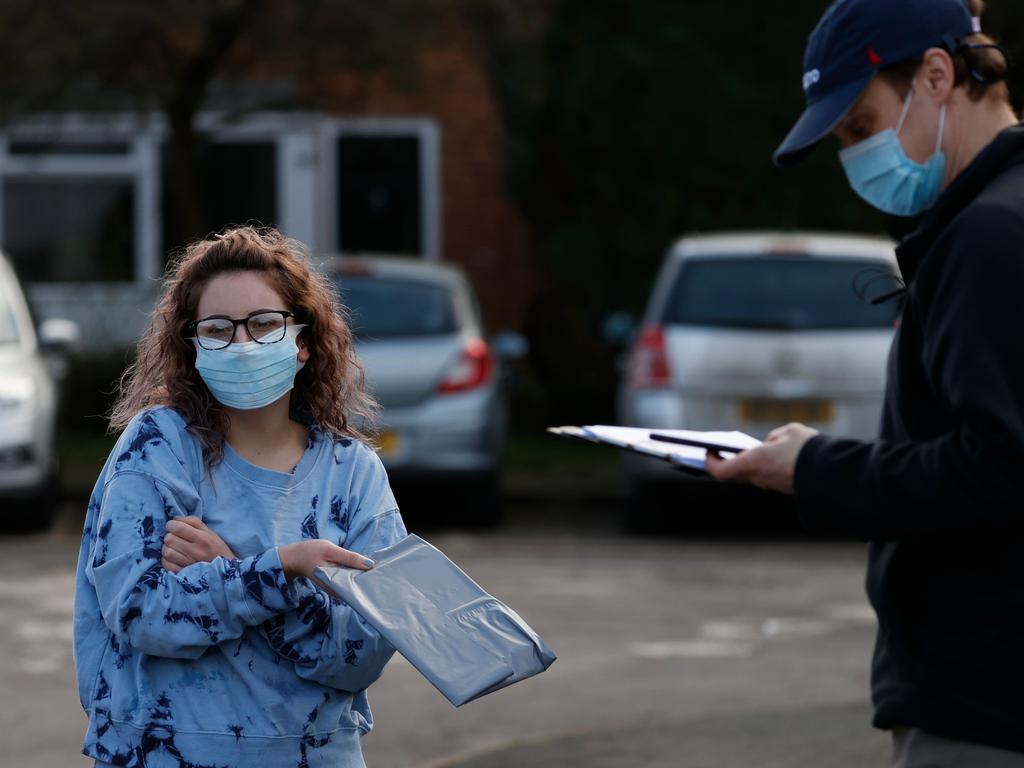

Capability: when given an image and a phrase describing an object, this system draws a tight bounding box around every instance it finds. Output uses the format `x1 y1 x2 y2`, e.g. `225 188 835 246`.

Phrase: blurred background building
1 0 1023 518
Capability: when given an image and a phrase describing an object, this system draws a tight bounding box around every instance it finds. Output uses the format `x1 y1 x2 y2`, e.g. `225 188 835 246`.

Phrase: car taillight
629 325 672 389
438 339 495 394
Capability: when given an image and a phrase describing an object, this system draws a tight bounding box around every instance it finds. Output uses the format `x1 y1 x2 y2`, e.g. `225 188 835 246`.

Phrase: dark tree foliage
476 0 1024 424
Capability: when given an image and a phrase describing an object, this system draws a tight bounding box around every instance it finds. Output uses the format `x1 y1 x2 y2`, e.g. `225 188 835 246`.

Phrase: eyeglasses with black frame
186 310 297 350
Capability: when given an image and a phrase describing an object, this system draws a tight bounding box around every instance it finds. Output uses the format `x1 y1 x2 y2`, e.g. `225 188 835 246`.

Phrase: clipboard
547 425 761 475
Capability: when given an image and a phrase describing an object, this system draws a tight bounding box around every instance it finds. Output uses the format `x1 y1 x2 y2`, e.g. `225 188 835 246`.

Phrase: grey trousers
893 727 1024 767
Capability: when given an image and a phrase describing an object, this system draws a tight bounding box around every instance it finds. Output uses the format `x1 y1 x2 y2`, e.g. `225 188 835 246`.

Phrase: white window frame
0 111 326 289
193 111 320 250
319 117 441 262
0 113 162 283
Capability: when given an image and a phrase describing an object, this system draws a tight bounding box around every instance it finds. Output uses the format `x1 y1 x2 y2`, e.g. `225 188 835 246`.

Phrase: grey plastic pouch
314 534 556 707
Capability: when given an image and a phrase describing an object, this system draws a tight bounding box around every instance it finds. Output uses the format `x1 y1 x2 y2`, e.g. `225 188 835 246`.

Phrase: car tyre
452 471 502 531
2 473 61 533
623 476 721 535
623 481 669 535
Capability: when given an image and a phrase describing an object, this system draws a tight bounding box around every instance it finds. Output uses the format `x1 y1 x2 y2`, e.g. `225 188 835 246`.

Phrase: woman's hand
162 516 237 574
704 423 819 495
277 540 375 583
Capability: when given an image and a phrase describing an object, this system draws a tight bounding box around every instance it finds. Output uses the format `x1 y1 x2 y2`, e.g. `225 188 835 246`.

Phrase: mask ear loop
895 86 916 135
895 84 947 155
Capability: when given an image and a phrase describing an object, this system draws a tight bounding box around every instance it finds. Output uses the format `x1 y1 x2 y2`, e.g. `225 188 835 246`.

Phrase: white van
0 251 78 529
618 232 900 512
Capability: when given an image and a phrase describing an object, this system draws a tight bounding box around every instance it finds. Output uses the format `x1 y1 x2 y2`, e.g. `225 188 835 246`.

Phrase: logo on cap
802 68 821 92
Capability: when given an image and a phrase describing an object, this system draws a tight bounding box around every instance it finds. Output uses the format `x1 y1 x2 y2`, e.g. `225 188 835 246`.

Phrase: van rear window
333 275 457 339
662 256 900 331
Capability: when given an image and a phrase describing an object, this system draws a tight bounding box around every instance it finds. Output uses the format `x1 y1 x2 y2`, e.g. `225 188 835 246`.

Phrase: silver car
0 251 78 529
324 256 508 527
617 232 900 517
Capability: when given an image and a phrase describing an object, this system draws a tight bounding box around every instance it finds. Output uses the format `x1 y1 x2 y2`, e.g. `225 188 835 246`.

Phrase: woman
709 0 1024 765
73 226 407 767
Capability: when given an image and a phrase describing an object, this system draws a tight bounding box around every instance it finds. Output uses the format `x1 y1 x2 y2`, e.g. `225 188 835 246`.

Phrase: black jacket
795 123 1024 754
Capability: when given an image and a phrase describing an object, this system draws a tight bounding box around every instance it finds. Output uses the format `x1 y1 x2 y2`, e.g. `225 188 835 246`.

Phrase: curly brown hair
109 225 378 470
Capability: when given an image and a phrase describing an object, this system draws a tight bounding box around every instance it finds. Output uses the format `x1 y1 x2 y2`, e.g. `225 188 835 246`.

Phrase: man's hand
705 423 819 495
162 516 237 574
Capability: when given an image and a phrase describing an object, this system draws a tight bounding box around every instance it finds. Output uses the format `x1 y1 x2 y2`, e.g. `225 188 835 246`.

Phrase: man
707 0 1024 765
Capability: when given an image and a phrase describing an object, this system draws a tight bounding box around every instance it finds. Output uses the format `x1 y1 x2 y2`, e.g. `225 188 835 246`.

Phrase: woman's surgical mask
839 87 947 217
194 324 307 410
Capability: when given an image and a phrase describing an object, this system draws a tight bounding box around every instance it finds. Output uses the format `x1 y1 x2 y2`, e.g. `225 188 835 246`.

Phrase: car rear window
661 256 900 331
333 275 458 339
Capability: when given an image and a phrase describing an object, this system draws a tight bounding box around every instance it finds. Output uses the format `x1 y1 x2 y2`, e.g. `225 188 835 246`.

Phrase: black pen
648 432 745 455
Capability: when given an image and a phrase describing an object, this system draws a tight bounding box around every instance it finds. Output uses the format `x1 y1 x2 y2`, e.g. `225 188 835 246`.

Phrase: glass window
333 275 456 339
662 256 900 331
337 136 421 254
2 178 134 282
162 140 277 256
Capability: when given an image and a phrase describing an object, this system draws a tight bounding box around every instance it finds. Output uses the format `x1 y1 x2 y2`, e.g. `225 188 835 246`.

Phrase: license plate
377 431 400 457
738 399 834 423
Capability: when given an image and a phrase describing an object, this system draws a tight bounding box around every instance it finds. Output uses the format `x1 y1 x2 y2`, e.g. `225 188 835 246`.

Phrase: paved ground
0 500 889 768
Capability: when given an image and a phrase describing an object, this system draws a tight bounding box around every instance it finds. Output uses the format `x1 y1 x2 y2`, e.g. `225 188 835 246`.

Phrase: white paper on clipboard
547 425 761 472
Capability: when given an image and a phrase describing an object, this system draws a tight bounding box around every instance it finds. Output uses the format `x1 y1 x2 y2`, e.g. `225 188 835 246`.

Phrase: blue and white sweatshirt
73 406 407 768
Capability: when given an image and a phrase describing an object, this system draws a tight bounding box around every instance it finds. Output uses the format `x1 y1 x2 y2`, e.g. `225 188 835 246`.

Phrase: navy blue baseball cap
773 0 976 167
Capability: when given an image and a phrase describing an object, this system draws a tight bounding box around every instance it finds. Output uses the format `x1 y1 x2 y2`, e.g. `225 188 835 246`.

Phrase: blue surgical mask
839 88 947 217
194 325 307 410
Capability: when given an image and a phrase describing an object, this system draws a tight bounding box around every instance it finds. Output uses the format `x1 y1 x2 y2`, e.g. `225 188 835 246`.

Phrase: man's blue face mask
838 87 947 217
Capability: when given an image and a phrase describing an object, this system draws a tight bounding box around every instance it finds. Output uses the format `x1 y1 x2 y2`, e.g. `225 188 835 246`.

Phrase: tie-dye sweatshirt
73 406 407 768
